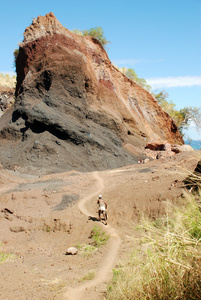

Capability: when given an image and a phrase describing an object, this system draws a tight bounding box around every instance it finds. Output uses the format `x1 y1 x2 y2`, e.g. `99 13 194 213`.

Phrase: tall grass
183 160 201 192
0 73 16 88
107 191 201 299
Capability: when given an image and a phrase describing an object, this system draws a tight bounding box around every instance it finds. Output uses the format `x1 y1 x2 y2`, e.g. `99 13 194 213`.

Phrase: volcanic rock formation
0 12 183 173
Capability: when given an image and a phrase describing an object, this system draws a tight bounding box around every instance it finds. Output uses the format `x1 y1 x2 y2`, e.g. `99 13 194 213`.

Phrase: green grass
76 243 97 257
75 225 110 258
107 192 201 300
78 271 96 282
0 249 16 263
90 225 110 247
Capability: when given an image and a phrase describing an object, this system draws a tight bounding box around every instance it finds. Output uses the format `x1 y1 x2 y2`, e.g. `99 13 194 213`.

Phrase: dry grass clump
78 271 96 282
0 73 16 88
183 160 201 192
107 192 201 299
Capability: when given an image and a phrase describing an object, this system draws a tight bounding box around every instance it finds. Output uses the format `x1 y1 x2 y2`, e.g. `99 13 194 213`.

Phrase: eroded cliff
0 12 183 173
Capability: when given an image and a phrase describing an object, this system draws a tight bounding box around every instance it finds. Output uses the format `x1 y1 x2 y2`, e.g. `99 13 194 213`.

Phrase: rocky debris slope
145 141 194 160
0 12 183 173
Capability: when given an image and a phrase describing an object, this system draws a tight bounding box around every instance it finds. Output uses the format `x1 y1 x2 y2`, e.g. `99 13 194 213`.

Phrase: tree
71 26 110 49
118 67 151 92
13 48 19 72
154 90 201 136
179 107 201 131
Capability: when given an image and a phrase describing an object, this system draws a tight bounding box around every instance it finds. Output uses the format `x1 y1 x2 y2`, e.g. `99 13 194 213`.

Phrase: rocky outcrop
145 142 193 160
0 13 183 173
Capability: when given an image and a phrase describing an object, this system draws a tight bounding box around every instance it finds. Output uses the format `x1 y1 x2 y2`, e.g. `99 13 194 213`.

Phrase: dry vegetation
0 73 16 88
107 169 201 300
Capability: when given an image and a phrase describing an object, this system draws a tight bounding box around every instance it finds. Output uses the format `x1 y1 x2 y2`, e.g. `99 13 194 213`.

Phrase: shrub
89 225 109 247
71 27 110 49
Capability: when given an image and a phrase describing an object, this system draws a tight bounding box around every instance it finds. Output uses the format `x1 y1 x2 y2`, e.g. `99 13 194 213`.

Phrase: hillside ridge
0 12 183 174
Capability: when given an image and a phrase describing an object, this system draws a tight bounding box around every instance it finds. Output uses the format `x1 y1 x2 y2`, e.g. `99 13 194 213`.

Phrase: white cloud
183 120 201 141
184 127 201 141
145 76 201 88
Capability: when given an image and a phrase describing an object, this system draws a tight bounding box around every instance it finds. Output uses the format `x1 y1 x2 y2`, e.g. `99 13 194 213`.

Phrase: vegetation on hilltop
71 26 110 49
116 67 151 92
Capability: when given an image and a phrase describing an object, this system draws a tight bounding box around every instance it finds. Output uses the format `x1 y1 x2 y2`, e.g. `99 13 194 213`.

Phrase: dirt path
63 171 121 300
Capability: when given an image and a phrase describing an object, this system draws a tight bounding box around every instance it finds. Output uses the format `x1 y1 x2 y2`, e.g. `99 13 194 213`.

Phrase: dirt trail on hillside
0 151 200 300
64 172 121 300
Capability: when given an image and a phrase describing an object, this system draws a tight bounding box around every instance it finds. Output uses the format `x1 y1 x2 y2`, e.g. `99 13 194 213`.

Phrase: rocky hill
0 12 183 174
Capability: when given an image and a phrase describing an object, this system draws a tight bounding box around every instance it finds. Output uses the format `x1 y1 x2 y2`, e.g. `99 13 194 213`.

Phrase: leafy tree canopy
154 90 201 136
117 67 151 92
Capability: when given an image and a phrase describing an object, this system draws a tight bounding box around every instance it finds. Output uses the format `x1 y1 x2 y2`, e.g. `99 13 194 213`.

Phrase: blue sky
1 0 201 140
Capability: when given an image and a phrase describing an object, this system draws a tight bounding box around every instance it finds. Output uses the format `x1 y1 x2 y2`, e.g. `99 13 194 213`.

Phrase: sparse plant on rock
117 67 151 92
71 26 110 49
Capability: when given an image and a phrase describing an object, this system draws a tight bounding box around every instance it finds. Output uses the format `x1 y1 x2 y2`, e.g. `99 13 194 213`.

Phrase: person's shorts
99 208 107 213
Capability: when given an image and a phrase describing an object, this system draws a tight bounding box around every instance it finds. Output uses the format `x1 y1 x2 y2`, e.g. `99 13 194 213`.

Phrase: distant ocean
185 140 201 150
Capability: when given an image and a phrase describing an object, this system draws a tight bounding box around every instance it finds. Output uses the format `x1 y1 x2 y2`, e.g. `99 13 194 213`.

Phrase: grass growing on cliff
107 191 201 299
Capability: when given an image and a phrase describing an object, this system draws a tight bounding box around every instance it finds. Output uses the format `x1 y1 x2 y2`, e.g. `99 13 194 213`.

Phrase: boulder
145 141 194 160
66 247 78 255
171 144 194 153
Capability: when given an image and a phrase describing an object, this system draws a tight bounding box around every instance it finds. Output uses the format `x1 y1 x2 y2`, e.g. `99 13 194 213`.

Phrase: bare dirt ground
0 150 200 300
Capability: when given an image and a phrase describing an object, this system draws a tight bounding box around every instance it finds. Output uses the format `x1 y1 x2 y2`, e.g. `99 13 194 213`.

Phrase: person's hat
99 195 102 199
